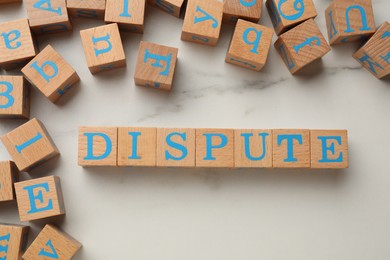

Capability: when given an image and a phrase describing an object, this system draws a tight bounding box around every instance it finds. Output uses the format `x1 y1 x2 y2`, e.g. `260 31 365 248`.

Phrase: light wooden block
1 118 60 172
226 19 274 71
134 41 178 91
274 19 331 74
26 0 72 34
80 23 126 74
234 129 272 168
0 76 30 119
22 45 80 103
105 0 146 33
78 127 118 166
157 128 195 167
0 224 29 260
196 129 234 168
0 19 36 70
14 176 65 221
147 0 184 18
0 0 22 4
223 0 262 24
310 130 348 169
67 0 106 19
181 0 223 46
325 0 375 45
118 127 156 167
23 224 81 260
273 129 310 168
353 22 390 79
0 161 19 202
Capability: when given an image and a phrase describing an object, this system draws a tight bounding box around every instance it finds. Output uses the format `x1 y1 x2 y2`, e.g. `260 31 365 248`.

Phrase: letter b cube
0 75 30 119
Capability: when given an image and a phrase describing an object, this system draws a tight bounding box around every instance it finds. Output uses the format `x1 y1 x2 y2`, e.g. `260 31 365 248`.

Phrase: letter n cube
223 0 262 24
105 0 146 33
0 161 19 202
0 75 30 119
0 224 29 260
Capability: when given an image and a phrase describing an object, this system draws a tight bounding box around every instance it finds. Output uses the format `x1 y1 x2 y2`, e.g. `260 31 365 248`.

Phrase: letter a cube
147 0 184 18
226 19 274 71
67 0 106 19
23 224 81 260
1 118 60 171
182 0 223 46
134 41 178 91
80 23 126 74
105 0 146 33
325 0 375 45
353 22 390 79
14 176 65 221
223 0 262 24
274 19 331 74
0 224 29 260
0 161 19 202
0 76 30 119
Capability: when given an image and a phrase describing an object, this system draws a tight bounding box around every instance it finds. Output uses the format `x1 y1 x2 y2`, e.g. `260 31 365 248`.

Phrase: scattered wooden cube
14 176 65 221
23 224 81 260
353 22 390 79
67 0 106 19
21 45 80 103
80 23 126 74
0 161 19 202
181 0 223 46
0 0 22 4
134 41 178 91
325 0 375 45
0 223 29 260
105 0 146 33
147 0 184 18
226 19 274 71
118 127 157 167
265 0 317 36
0 75 30 119
1 118 60 172
274 19 331 74
78 127 118 166
273 129 310 168
0 19 36 70
234 129 272 168
156 128 196 167
223 0 262 24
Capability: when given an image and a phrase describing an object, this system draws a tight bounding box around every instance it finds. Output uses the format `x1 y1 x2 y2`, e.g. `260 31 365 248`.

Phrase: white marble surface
1 1 390 259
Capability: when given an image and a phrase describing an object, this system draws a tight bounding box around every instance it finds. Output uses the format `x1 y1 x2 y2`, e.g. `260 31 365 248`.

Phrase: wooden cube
0 224 29 260
0 19 36 70
273 129 310 168
14 176 65 221
147 0 184 18
196 129 234 168
265 0 317 36
157 128 195 167
226 19 274 71
0 75 30 119
181 0 223 46
105 0 146 33
0 161 19 202
118 127 156 167
234 129 272 168
325 0 375 45
274 19 331 74
0 0 22 4
23 224 81 260
310 130 348 169
223 0 262 24
80 23 126 74
67 0 106 19
26 0 72 34
78 127 118 166
1 118 60 172
134 41 178 91
22 45 80 103
353 22 390 79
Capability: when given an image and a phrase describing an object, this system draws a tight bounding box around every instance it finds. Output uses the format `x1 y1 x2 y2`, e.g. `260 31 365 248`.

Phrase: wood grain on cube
223 0 262 24
0 224 29 260
147 0 184 18
67 0 106 19
0 0 22 4
0 161 19 202
0 76 30 119
105 0 145 33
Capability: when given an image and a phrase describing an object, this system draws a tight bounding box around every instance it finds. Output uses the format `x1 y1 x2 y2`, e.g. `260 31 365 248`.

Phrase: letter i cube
80 23 126 74
223 0 262 24
105 0 146 33
21 45 80 103
147 0 185 18
0 161 19 202
0 224 29 260
274 19 331 74
353 22 390 79
134 41 178 91
67 0 106 19
226 19 274 71
0 76 30 119
1 118 60 171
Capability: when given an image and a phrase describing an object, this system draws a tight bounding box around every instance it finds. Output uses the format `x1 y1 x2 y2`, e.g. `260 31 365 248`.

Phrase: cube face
78 127 118 166
14 176 65 221
134 41 178 91
105 0 146 33
353 22 390 79
1 118 60 172
22 45 80 103
67 0 106 19
80 23 126 74
325 0 375 45
157 128 195 167
274 19 331 74
0 161 19 202
0 76 30 119
0 224 29 260
273 129 310 168
226 19 274 71
181 0 223 46
147 0 184 18
223 0 262 24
